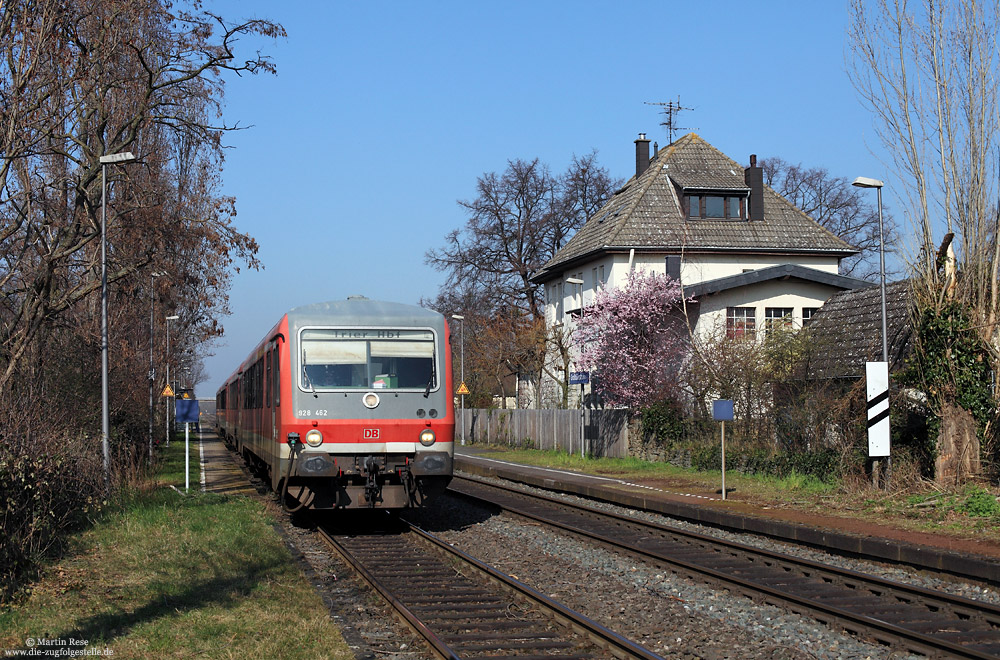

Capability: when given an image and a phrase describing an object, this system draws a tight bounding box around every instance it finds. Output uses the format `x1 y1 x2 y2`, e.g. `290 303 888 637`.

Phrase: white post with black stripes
866 361 890 458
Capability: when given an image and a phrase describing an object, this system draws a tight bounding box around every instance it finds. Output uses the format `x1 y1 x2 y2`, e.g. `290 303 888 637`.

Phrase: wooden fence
457 408 631 458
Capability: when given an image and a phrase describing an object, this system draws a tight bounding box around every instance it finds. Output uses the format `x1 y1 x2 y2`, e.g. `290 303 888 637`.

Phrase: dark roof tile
534 134 857 281
803 280 913 380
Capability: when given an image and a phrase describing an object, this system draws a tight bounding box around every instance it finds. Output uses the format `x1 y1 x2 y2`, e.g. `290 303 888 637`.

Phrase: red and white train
216 297 454 510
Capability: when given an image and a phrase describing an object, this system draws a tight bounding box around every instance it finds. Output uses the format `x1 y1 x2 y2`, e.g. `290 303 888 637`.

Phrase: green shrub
680 441 842 483
962 485 1000 517
641 400 687 444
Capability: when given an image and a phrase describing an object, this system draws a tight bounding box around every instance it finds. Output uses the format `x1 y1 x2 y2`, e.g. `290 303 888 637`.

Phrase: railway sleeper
423 610 532 621
502 654 597 660
902 618 994 634
444 635 571 647
405 595 505 605
432 620 543 631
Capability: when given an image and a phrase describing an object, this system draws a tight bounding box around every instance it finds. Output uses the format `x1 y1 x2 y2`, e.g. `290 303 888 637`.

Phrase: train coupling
362 456 383 507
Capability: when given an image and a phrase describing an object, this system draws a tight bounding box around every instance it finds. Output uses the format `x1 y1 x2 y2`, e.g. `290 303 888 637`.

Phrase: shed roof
684 264 873 299
803 279 913 380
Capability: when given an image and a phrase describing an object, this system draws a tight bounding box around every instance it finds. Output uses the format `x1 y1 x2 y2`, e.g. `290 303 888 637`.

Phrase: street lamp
851 176 888 363
149 271 165 462
451 314 465 446
99 150 136 492
165 314 179 444
853 176 892 488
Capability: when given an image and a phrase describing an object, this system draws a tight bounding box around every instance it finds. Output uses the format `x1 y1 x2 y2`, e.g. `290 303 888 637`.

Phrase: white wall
681 253 839 285
538 251 849 408
693 278 837 340
545 251 841 328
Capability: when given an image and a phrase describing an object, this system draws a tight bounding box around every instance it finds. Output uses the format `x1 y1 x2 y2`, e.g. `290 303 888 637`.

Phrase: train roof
286 298 443 328
216 299 446 394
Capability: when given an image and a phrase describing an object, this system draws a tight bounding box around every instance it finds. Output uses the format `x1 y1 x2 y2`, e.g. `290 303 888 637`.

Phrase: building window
728 196 740 218
599 264 605 284
726 307 756 339
764 307 793 334
688 195 701 218
802 307 819 326
687 194 745 220
705 195 724 218
666 255 681 281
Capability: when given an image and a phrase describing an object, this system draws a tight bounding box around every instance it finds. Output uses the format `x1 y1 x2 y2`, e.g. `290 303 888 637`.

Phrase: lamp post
451 314 465 446
99 150 136 492
851 176 888 363
852 176 890 487
165 314 179 444
149 271 165 462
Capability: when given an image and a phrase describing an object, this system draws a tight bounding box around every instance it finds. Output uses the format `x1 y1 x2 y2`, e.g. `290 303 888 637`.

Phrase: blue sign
712 399 734 422
176 399 200 424
569 371 590 385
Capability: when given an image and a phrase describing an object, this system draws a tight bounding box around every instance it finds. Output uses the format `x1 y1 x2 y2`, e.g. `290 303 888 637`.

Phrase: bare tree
427 153 620 322
760 157 899 280
849 0 1000 480
0 0 283 599
426 152 619 407
0 1 281 391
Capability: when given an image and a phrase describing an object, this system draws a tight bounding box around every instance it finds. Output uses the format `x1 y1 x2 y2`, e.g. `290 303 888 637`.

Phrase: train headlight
418 429 436 447
305 429 323 447
363 392 380 409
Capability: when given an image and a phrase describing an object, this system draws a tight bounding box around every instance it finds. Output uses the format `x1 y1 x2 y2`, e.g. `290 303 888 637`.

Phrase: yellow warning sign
456 382 470 395
160 384 174 397
181 391 192 399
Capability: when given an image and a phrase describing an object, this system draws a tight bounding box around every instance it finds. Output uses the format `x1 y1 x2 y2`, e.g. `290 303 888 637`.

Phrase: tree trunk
935 403 980 485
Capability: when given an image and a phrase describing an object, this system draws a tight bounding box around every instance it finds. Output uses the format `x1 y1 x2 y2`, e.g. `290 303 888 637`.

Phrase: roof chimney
744 154 764 221
635 133 651 177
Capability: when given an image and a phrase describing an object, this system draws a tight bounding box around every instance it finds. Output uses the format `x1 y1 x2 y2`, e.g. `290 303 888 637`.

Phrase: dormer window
686 194 745 220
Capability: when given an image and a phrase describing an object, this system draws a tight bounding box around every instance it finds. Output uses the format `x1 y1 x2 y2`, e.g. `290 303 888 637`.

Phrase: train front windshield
300 328 436 391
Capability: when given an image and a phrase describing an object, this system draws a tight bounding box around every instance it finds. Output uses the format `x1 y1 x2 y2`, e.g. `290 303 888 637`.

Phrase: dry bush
0 395 105 603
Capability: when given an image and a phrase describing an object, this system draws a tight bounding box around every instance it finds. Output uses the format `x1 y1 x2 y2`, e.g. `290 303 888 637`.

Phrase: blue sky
197 0 887 396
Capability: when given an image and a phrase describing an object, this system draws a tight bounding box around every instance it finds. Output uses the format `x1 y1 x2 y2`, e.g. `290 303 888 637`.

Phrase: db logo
363 428 380 440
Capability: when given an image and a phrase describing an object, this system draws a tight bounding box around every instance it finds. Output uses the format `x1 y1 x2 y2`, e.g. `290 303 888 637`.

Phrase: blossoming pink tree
575 270 689 409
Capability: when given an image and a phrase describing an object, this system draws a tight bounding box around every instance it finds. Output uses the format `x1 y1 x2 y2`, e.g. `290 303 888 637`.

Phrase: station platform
454 446 1000 586
195 431 257 496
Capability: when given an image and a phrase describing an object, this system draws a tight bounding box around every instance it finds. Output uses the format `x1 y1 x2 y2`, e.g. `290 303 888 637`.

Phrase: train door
270 343 279 442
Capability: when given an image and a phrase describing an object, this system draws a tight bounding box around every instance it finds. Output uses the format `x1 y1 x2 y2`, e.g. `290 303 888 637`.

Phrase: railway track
318 521 666 660
447 474 1000 659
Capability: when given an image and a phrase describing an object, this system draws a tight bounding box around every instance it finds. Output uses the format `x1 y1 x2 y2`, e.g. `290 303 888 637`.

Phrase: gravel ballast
274 471 1000 659
408 489 912 660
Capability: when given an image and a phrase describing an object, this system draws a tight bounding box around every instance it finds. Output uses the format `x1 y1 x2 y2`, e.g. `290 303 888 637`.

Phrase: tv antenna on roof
644 97 695 144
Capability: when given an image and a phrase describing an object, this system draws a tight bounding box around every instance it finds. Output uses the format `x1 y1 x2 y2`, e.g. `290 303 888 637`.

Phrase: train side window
256 358 263 409
273 346 280 407
265 351 271 408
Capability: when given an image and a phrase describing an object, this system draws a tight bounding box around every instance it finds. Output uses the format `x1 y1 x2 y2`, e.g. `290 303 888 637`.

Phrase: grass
477 446 837 497
0 439 353 660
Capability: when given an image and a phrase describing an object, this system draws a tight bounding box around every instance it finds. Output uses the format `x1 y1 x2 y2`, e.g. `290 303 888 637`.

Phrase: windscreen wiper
423 355 436 398
302 351 315 392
